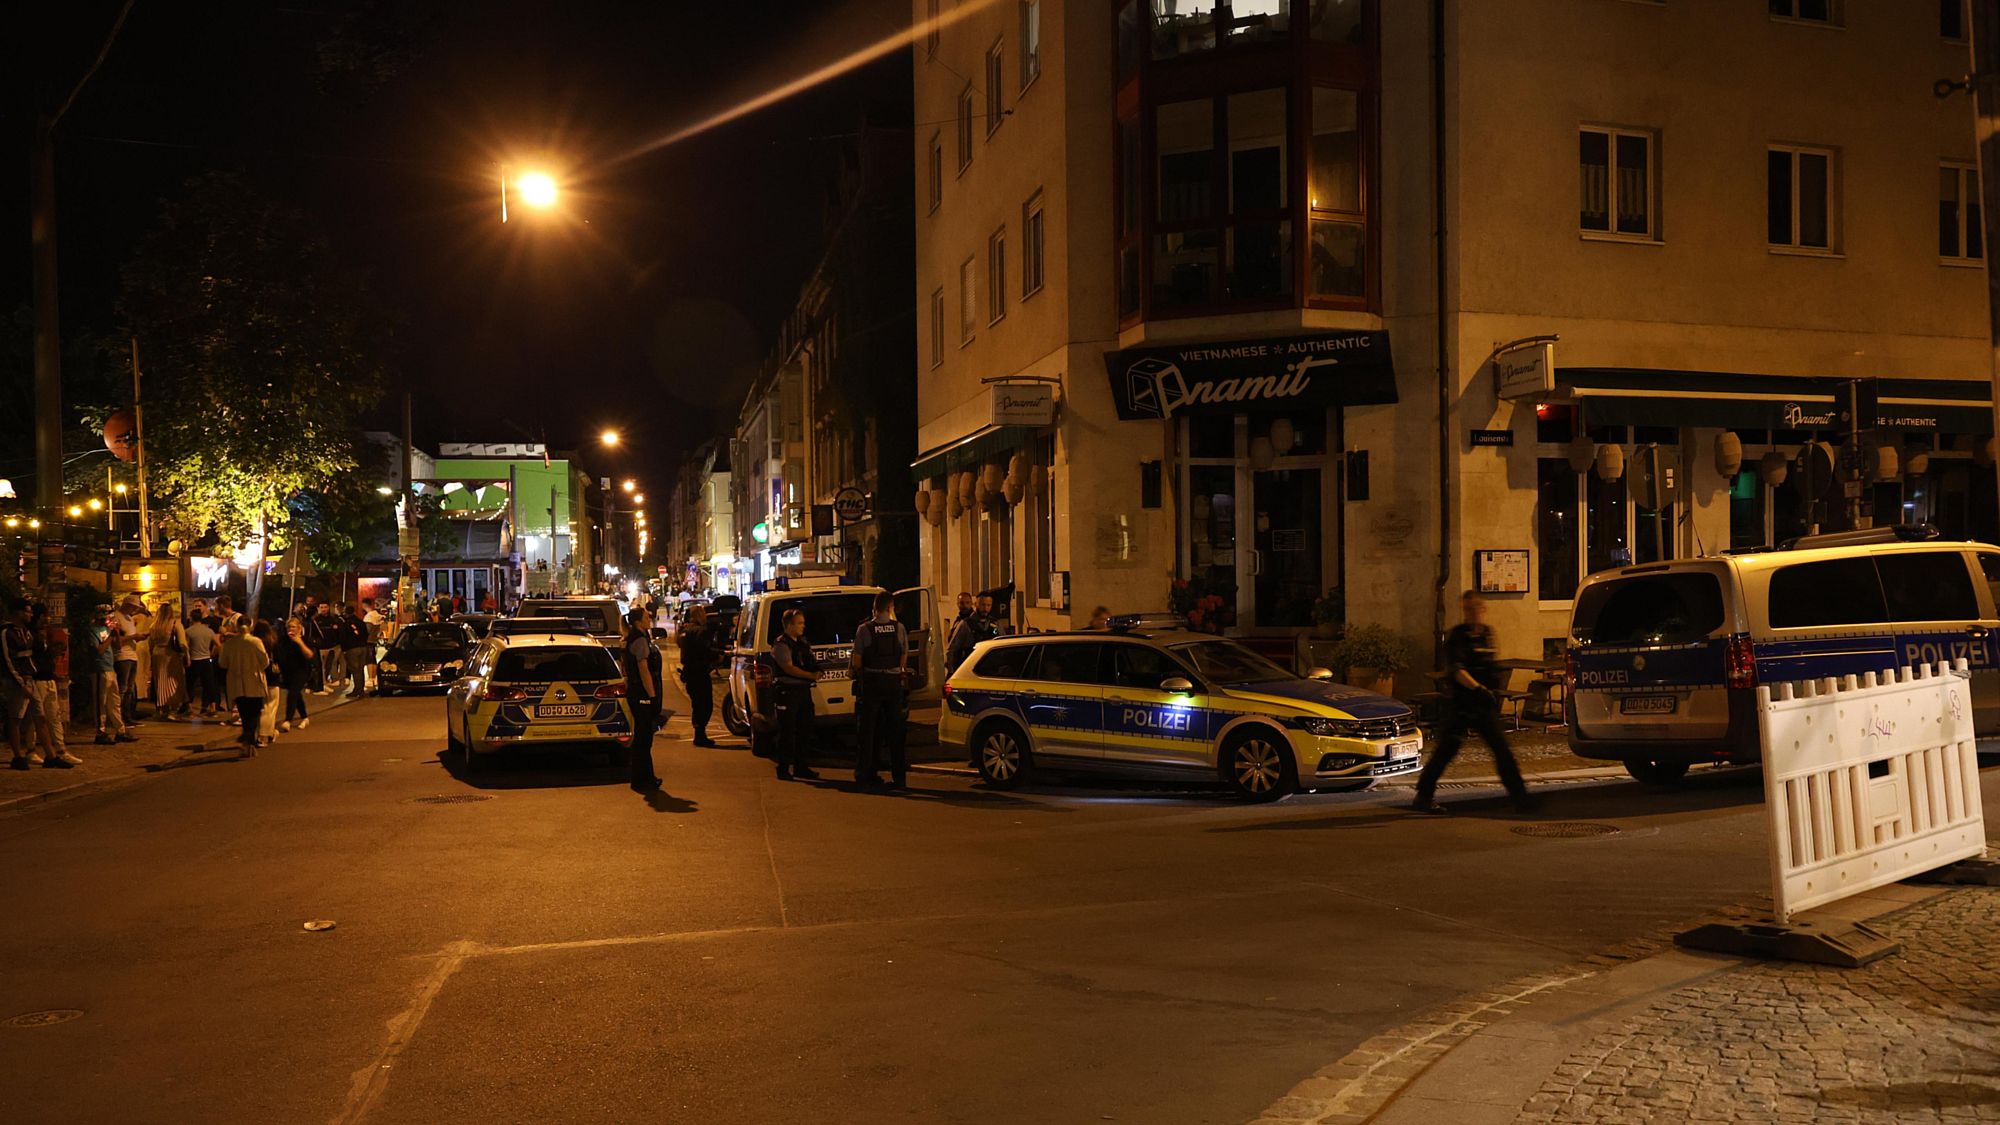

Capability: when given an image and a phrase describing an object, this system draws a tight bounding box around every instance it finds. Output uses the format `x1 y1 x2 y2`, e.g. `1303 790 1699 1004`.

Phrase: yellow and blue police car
941 621 1422 801
444 630 635 773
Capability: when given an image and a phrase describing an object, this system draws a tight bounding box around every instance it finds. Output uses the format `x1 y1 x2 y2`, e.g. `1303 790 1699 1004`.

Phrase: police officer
769 608 823 781
677 603 719 748
1412 591 1534 814
850 591 910 789
624 607 665 792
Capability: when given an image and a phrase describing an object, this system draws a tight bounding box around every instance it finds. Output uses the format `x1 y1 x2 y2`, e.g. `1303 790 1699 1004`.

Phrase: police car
444 630 636 774
941 621 1422 801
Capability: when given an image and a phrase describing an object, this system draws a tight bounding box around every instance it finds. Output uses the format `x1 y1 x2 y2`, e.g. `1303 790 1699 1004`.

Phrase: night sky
6 0 909 491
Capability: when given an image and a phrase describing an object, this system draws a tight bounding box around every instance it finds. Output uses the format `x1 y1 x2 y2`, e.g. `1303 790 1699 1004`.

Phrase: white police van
1566 526 2000 783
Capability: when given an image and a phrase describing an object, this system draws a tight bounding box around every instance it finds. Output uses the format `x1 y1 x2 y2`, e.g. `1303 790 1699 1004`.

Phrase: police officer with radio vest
851 591 910 789
769 608 823 781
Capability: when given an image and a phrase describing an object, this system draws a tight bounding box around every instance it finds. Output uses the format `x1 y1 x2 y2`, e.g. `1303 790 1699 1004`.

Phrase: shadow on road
786 775 1077 813
642 789 699 813
438 746 633 791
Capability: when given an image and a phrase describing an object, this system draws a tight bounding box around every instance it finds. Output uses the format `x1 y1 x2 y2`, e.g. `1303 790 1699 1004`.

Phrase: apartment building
915 0 1989 671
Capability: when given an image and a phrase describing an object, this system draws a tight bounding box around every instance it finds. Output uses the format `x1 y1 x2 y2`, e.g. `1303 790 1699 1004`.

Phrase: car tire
1224 728 1296 802
460 721 486 776
721 694 752 737
1625 758 1690 785
972 720 1030 789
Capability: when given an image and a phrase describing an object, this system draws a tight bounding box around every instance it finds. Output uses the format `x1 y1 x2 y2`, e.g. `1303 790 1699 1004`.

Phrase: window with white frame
1769 0 1839 25
988 227 1007 323
929 287 945 368
957 84 974 171
1579 126 1655 239
985 41 1005 133
1767 145 1836 251
1022 191 1045 296
959 256 976 343
1941 163 1985 261
1020 1 1041 89
927 132 942 212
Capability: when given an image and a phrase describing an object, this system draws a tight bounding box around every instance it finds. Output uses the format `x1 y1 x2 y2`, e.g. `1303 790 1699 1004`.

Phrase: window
1941 164 1984 261
1117 115 1142 316
1022 191 1045 296
929 287 945 368
987 227 1007 323
926 0 940 56
1768 558 1886 628
1944 0 1967 40
1768 146 1835 251
1024 435 1056 601
1536 458 1580 601
985 41 1005 133
1309 87 1365 299
1110 644 1190 690
1536 429 1682 600
1979 552 2000 607
1150 88 1291 309
1020 1 1042 88
957 84 974 171
926 133 943 212
1878 553 1979 621
958 256 976 343
1579 127 1655 239
974 644 1035 680
1769 0 1838 24
1028 642 1105 685
1570 574 1725 646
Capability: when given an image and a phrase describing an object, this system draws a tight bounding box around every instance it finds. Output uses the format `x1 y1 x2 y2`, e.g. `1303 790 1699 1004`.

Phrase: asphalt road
3 686 1988 1124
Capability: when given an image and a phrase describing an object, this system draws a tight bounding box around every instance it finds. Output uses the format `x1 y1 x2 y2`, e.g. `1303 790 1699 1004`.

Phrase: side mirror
1305 666 1334 681
1161 677 1194 694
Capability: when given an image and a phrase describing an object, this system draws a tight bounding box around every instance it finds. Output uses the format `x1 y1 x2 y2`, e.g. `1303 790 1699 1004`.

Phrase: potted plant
1329 624 1417 696
1168 574 1236 634
1310 587 1345 638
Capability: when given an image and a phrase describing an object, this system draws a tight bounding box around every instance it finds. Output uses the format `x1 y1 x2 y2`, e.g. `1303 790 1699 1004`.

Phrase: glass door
1252 467 1322 627
1181 408 1337 630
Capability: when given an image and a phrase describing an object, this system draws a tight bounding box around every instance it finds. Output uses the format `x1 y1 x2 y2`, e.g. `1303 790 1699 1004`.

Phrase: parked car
378 622 479 695
514 597 625 660
451 612 500 639
445 631 635 774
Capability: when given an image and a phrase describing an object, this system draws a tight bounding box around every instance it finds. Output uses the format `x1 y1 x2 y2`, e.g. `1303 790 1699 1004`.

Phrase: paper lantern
1269 417 1296 453
980 463 1005 494
1904 445 1931 477
1566 436 1596 474
1002 477 1024 505
1593 442 1624 482
102 410 138 463
1249 436 1276 471
1713 431 1742 478
927 498 946 526
1008 452 1027 481
1759 450 1788 487
1868 442 1898 482
956 471 975 504
947 491 965 520
914 489 932 516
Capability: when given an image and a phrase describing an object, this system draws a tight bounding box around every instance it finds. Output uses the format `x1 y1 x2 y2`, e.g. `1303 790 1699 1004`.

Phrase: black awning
909 424 1036 482
1875 378 1994 434
1562 369 1994 434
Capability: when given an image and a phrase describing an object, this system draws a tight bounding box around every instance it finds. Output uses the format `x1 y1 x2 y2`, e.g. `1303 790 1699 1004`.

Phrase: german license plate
820 669 850 682
536 703 590 719
1620 695 1676 715
1387 738 1422 758
407 673 436 683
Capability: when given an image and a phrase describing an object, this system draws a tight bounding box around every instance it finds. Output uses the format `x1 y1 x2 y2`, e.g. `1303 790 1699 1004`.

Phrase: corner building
913 1 1988 677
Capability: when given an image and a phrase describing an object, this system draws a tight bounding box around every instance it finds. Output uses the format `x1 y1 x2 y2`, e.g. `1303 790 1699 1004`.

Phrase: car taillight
1725 634 1757 690
594 682 626 698
489 685 528 702
753 663 774 687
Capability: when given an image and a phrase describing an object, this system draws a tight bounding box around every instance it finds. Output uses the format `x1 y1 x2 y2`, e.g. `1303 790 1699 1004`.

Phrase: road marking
756 782 791 928
332 939 477 1125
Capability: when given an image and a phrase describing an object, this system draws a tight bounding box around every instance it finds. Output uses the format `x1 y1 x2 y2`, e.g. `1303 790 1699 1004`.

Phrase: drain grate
407 794 494 805
1511 821 1621 839
7 1010 83 1028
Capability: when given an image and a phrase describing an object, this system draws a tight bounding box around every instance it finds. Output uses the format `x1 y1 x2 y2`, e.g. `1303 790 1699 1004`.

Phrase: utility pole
398 392 417 624
131 338 151 558
1973 2 2000 537
31 115 67 620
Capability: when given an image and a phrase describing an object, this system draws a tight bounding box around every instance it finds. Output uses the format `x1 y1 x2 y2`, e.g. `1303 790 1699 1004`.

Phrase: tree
118 172 390 548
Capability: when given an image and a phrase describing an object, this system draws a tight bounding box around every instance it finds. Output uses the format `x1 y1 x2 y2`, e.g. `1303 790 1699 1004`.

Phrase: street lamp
600 429 621 447
499 166 561 223
633 492 645 504
622 479 636 493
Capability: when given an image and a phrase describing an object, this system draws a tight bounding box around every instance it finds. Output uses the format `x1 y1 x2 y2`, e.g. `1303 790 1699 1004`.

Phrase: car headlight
380 660 399 672
1289 716 1364 737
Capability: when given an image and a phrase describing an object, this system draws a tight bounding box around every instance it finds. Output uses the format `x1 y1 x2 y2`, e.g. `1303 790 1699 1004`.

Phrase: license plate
1620 695 1677 715
536 703 590 719
1387 738 1422 758
820 669 850 682
407 673 436 683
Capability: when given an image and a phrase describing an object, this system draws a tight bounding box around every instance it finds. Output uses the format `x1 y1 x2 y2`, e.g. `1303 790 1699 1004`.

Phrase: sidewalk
0 690 362 813
1254 879 2000 1124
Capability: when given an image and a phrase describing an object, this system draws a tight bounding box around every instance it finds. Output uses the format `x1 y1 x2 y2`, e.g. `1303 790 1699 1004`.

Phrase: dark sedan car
378 622 478 694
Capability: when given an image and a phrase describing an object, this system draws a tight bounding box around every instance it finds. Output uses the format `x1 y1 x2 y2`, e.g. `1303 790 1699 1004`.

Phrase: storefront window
1729 471 1765 550
1536 459 1579 601
1586 474 1629 575
1309 0 1365 42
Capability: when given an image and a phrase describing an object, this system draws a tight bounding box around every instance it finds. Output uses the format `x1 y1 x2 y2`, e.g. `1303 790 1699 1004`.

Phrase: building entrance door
1251 468 1322 627
1181 410 1338 631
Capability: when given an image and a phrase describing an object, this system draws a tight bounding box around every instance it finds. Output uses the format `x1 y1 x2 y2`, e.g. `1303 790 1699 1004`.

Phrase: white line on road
331 939 478 1125
756 781 791 928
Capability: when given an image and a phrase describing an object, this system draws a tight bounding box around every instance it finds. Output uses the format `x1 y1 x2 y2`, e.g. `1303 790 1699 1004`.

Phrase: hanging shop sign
989 383 1056 426
832 487 871 523
1103 331 1395 420
1495 342 1555 401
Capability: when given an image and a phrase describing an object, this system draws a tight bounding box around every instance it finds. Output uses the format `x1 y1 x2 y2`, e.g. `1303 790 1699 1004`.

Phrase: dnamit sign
1103 331 1397 420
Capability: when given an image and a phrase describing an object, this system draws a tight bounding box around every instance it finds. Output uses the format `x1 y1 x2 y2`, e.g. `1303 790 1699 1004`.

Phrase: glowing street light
114 483 128 495
632 493 645 504
600 429 621 447
87 498 103 512
621 479 637 493
499 166 561 223
67 505 82 518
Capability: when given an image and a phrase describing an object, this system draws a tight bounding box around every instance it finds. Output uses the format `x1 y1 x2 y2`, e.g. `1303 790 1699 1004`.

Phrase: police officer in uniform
624 607 665 792
850 592 910 789
1412 591 1534 814
677 604 719 747
769 608 823 781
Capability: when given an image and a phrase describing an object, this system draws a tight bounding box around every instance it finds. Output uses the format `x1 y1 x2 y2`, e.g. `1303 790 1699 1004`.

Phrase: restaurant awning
909 424 1036 482
1561 369 1993 434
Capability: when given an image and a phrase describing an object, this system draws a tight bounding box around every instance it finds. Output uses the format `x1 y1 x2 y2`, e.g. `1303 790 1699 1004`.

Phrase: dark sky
7 0 909 492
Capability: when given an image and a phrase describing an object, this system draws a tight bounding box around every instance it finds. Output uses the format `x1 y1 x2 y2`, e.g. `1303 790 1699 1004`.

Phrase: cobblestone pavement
1521 889 2000 1123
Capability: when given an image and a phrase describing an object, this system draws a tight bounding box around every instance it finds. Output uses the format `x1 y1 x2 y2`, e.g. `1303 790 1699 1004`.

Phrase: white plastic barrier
1758 659 1986 922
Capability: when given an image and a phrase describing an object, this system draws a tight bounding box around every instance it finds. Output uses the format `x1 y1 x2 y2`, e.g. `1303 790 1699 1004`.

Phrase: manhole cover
7 1010 83 1028
1511 822 1621 839
406 794 494 805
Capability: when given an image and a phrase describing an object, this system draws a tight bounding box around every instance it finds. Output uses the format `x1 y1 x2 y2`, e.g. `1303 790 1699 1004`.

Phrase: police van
721 576 945 750
1566 526 2000 783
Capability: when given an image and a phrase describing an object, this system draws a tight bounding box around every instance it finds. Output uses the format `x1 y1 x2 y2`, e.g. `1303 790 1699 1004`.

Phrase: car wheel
1225 729 1296 802
721 694 751 737
1625 758 1690 785
460 721 486 776
973 721 1030 789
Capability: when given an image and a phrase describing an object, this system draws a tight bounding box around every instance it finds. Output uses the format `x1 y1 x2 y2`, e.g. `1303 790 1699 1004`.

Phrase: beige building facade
914 0 1989 679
